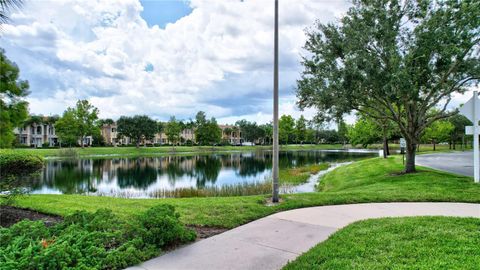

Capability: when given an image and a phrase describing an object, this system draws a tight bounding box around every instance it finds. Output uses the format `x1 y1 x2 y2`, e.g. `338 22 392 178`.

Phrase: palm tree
0 0 23 25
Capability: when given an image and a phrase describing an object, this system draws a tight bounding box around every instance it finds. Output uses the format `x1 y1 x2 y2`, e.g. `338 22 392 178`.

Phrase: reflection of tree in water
116 158 159 189
236 156 269 177
193 156 222 188
28 150 377 195
34 159 101 194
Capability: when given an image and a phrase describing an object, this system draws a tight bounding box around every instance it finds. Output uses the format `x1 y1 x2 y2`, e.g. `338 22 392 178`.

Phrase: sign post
459 91 480 183
400 138 406 165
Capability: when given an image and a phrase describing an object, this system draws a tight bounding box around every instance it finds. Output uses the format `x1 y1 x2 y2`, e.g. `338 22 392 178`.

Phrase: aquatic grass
149 182 275 198
55 148 79 159
280 163 330 185
93 181 296 198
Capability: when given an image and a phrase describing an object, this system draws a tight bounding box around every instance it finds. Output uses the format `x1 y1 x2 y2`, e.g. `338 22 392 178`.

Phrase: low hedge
0 204 196 270
0 150 44 176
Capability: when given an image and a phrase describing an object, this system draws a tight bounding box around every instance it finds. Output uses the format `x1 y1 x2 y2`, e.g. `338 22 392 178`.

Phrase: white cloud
5 0 470 127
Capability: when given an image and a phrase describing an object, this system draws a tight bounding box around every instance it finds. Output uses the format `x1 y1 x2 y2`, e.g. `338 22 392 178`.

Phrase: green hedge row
0 205 196 269
0 150 44 176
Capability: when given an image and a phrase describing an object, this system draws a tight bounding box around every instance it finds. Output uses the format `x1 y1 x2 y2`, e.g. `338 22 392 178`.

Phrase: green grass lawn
6 144 344 158
283 216 480 270
12 156 480 228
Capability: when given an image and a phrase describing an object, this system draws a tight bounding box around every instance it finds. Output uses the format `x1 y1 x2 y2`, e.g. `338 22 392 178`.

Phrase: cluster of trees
347 113 472 152
297 0 479 172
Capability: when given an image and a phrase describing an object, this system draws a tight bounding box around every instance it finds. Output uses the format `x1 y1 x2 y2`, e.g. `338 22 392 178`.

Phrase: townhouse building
15 116 93 147
101 123 242 146
15 121 58 147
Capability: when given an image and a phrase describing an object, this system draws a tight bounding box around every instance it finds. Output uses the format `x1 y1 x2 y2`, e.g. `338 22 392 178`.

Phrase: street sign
459 95 480 123
459 91 479 183
465 126 480 135
399 138 406 148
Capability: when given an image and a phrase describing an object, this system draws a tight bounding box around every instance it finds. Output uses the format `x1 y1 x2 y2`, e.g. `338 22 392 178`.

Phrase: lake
24 150 377 198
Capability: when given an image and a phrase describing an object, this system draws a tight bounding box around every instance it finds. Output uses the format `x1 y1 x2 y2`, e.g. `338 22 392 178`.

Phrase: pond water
23 150 377 198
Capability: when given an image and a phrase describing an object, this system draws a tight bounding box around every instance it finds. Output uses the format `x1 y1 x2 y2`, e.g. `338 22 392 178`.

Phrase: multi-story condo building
101 123 242 146
15 116 93 147
14 118 58 147
219 125 242 145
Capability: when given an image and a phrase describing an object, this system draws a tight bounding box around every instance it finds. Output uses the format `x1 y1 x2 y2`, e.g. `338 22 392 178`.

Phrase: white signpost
459 91 479 183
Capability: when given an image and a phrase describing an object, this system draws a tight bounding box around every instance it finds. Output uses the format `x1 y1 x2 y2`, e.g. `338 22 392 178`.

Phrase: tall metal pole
272 0 279 202
473 91 479 183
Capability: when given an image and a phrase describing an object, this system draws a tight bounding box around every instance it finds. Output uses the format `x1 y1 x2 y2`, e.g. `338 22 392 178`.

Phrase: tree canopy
0 48 29 148
55 100 99 147
116 115 158 147
297 0 480 172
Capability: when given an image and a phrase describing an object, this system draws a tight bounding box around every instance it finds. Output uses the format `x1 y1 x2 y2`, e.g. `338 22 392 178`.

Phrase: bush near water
0 205 196 270
0 150 44 176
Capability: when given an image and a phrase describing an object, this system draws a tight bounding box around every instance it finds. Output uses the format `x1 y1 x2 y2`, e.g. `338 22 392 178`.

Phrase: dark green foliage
195 113 222 146
0 205 195 270
297 0 480 172
0 150 43 176
0 48 29 148
117 115 158 148
235 119 265 145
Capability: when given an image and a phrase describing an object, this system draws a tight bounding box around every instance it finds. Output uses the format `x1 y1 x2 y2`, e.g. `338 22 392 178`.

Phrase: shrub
0 205 195 270
0 150 44 176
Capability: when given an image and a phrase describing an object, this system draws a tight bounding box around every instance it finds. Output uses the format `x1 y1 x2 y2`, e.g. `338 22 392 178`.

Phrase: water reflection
26 150 376 197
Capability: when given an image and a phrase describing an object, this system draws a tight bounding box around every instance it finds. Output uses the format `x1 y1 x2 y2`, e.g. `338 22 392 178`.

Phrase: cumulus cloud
0 0 351 123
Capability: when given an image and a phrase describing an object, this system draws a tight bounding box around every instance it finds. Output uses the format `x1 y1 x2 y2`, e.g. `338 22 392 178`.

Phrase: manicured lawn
13 156 480 228
6 144 344 158
283 216 480 270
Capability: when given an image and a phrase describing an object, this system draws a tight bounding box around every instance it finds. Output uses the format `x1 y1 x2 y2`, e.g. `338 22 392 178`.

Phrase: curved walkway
127 202 480 270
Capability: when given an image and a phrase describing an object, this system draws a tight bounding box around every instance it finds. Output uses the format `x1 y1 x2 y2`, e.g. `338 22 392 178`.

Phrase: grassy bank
7 144 344 158
12 156 480 228
283 216 480 270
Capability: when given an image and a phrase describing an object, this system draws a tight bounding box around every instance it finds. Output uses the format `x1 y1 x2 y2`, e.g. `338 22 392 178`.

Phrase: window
37 126 42 134
112 128 116 132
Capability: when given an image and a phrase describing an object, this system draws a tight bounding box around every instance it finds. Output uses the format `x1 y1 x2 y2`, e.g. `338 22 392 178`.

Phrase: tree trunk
136 140 140 148
433 141 436 151
81 136 85 148
382 135 388 158
405 141 416 173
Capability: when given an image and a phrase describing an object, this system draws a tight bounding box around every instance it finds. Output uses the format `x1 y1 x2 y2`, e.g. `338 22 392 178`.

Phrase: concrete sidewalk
127 202 480 270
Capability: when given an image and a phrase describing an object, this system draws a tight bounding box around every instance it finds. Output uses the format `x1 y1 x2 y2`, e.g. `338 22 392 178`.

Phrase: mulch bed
1 206 228 240
188 225 228 240
0 205 63 227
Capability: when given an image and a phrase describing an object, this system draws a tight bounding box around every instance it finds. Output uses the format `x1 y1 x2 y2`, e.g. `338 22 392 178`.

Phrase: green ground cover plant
0 205 195 270
283 217 480 270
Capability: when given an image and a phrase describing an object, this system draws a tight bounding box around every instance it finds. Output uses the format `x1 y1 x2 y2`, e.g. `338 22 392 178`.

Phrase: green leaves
117 115 158 147
55 100 99 147
0 48 29 148
0 205 195 270
297 0 480 171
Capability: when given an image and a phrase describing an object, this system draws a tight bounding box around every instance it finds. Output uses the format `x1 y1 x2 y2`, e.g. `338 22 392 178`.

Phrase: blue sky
139 0 192 28
4 0 469 125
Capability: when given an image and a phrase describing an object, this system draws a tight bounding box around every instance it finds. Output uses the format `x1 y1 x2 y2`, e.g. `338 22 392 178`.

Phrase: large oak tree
297 0 479 172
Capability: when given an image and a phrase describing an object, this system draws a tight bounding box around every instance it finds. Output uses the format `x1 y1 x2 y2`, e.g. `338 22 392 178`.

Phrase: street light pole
272 0 279 202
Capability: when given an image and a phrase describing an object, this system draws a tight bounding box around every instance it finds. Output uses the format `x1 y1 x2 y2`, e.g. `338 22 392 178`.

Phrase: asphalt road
416 151 475 177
